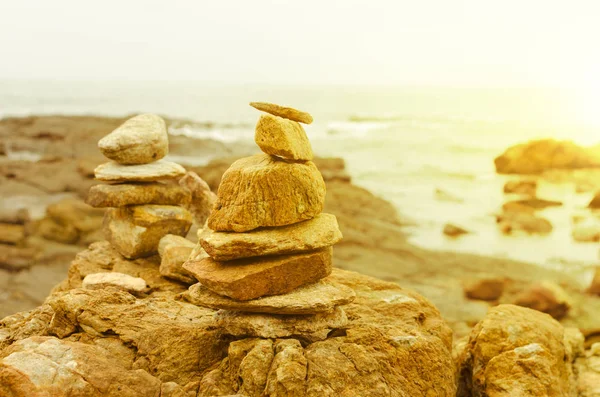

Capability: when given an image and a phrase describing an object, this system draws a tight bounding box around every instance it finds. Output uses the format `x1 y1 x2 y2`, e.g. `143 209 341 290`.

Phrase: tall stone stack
87 114 193 259
182 102 355 340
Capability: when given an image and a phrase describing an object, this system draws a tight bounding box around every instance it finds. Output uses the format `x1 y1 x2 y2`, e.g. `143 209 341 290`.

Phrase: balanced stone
86 183 190 208
158 234 195 257
183 247 333 301
94 160 186 182
200 213 342 261
184 280 355 314
82 272 147 293
255 114 313 161
98 114 168 164
104 205 192 259
250 102 313 124
207 154 326 232
214 306 347 342
158 234 196 284
160 244 196 284
178 171 216 226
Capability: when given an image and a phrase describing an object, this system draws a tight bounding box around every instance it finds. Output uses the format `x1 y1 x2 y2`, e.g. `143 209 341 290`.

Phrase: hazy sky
0 0 598 87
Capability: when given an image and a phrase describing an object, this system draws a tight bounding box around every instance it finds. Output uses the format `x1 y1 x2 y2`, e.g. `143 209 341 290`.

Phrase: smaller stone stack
182 102 355 341
87 114 193 259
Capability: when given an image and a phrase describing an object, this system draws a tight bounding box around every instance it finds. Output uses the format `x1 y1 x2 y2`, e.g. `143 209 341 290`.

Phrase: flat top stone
82 272 147 293
184 280 355 314
86 182 190 208
183 247 333 301
255 114 313 161
200 213 342 261
94 160 186 182
124 205 193 227
98 113 168 165
250 102 313 124
215 306 347 341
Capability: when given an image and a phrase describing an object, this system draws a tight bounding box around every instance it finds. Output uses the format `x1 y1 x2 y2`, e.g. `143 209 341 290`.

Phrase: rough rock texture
503 179 537 196
178 171 217 226
249 102 313 124
94 160 186 182
82 272 147 293
0 242 456 396
575 342 600 396
200 213 342 261
98 114 168 164
514 281 572 320
457 304 581 396
255 114 313 161
160 244 196 284
0 336 163 396
494 139 600 174
183 247 333 301
158 234 195 257
104 205 193 259
208 154 326 232
183 280 355 314
214 307 348 342
463 278 505 301
86 182 190 208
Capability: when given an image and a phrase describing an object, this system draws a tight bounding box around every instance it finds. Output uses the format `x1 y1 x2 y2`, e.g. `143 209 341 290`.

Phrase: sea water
1 80 599 276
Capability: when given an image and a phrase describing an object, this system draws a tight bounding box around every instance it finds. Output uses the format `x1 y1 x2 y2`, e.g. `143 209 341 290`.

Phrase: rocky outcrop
494 139 600 174
0 242 456 396
457 304 583 396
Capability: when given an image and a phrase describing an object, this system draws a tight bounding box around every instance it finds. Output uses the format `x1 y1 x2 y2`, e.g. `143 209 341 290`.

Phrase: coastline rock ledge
0 104 457 396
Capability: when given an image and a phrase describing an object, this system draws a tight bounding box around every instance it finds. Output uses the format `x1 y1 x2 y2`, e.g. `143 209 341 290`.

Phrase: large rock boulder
207 154 326 232
494 139 600 174
457 304 582 396
0 243 456 396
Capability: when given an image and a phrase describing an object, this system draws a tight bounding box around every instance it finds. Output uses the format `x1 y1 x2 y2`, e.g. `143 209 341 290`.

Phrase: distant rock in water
502 197 562 212
463 278 505 301
495 139 600 174
588 191 600 208
443 223 469 237
503 179 537 196
496 211 553 235
513 281 572 320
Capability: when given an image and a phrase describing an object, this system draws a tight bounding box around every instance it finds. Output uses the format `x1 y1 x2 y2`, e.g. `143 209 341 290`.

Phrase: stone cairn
87 114 194 259
182 102 356 341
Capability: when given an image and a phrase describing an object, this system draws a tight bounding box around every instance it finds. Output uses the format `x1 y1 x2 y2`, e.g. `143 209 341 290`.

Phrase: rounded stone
207 154 326 232
98 114 168 165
